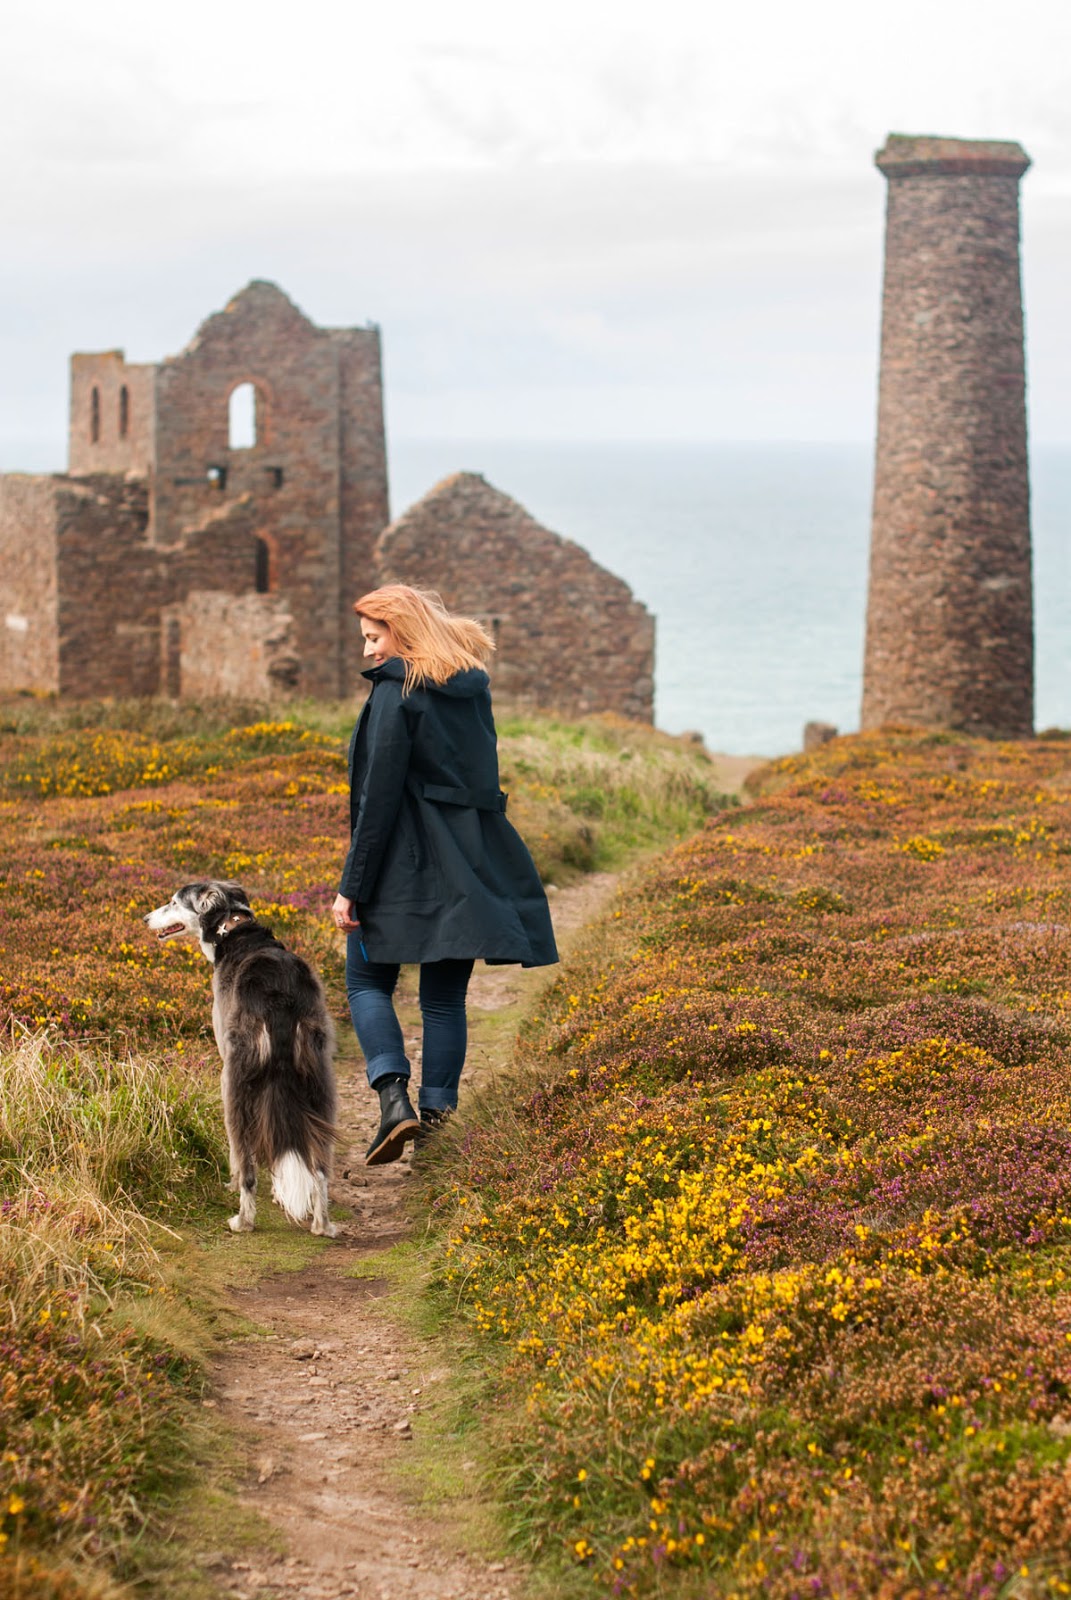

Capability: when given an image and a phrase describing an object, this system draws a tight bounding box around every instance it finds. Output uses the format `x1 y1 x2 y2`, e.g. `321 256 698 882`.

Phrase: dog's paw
311 1219 338 1238
228 1214 255 1233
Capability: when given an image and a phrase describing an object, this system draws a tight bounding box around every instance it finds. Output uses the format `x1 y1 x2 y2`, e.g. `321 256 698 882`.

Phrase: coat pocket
373 794 439 904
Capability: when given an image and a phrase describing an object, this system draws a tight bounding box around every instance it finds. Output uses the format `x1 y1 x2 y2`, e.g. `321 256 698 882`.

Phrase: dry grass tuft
0 1030 224 1588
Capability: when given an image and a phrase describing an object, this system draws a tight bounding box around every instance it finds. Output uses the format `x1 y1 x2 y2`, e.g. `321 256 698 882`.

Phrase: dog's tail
251 1008 337 1224
271 1150 319 1225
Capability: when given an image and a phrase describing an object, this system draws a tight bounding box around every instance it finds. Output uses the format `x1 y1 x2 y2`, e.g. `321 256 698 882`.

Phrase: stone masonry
2 282 389 702
861 134 1034 738
1 282 655 720
377 473 655 720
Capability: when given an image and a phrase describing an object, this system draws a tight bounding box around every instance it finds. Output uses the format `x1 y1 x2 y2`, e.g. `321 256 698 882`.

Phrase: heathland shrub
0 728 350 1040
0 704 726 1040
0 696 724 1588
426 730 1071 1598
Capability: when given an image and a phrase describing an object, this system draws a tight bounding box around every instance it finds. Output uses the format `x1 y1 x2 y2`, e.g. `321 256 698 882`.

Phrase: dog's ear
193 884 229 915
193 881 251 916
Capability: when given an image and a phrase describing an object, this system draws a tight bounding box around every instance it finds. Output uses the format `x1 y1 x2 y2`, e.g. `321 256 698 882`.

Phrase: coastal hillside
0 696 727 1596
428 728 1071 1598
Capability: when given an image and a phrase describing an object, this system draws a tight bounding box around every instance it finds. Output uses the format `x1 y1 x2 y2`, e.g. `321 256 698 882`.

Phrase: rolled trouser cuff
365 1052 411 1089
418 1088 458 1112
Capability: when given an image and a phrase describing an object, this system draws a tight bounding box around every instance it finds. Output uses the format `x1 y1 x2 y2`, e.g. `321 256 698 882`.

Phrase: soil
202 873 621 1600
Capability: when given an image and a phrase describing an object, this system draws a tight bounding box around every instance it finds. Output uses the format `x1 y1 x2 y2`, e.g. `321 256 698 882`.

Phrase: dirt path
203 873 620 1600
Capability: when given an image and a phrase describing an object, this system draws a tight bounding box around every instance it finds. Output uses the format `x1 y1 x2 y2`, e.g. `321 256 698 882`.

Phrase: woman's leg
417 958 475 1113
345 935 408 1090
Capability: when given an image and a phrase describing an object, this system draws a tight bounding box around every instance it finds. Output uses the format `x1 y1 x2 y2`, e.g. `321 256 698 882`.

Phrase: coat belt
421 781 508 813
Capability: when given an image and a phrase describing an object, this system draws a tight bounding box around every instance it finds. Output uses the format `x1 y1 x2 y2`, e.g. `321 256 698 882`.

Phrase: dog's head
145 881 253 956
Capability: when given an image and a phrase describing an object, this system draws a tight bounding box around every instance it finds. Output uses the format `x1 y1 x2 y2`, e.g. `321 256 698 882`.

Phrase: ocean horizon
390 439 1071 758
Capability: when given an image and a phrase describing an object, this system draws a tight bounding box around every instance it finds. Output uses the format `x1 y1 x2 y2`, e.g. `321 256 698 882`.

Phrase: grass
494 710 732 880
0 691 725 1594
0 1030 225 1595
418 728 1071 1599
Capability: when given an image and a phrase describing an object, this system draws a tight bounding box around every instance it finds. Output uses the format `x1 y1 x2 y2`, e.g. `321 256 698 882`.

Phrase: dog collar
217 911 254 939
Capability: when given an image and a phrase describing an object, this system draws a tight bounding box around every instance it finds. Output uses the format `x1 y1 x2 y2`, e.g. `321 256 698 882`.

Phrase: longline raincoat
338 658 559 968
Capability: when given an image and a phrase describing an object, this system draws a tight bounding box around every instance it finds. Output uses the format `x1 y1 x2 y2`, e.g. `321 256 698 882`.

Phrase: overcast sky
3 0 1070 469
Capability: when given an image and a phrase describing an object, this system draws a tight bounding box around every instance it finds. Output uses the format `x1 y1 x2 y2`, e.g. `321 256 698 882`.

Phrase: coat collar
359 659 490 698
362 658 406 684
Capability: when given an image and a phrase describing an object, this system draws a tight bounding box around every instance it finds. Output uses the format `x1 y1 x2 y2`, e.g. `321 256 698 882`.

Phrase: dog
145 880 338 1236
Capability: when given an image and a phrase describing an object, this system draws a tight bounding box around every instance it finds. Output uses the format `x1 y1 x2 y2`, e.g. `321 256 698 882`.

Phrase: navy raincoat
338 659 559 968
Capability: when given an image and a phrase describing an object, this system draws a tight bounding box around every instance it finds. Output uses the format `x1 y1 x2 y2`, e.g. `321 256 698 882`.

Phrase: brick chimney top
876 133 1030 180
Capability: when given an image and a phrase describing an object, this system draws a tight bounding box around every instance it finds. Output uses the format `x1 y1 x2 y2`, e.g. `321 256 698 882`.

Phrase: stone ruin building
861 134 1034 739
378 472 653 720
0 281 654 719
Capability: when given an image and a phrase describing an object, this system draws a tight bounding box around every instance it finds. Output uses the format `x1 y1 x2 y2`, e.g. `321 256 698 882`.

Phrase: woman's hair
354 584 495 695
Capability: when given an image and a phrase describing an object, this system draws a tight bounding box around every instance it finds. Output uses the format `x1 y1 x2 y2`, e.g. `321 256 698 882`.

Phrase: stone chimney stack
861 134 1034 738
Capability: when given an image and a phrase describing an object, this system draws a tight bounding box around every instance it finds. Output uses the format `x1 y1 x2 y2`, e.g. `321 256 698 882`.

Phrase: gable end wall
377 478 655 721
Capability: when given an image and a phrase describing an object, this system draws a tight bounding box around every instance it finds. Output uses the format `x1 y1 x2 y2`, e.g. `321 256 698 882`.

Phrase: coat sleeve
338 685 413 903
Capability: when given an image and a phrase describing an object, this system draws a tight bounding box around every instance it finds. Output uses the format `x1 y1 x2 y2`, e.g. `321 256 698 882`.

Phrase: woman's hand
332 894 362 934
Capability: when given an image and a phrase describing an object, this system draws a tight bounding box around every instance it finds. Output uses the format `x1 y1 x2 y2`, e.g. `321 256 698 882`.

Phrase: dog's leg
229 1154 257 1232
226 1108 241 1192
311 1170 337 1238
221 1067 242 1191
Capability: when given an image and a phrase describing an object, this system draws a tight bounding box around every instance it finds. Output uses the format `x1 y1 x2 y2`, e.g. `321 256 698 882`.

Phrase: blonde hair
354 585 494 695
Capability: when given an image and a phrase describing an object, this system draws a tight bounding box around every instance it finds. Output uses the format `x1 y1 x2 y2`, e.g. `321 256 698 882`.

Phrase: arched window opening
254 537 272 594
119 385 129 438
90 387 101 444
229 382 259 450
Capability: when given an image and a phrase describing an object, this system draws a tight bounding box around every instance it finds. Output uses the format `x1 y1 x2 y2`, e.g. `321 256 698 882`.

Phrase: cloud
2 0 1071 467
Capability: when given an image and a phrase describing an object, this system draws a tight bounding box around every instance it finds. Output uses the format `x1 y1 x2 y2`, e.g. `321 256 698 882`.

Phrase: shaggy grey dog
146 880 338 1235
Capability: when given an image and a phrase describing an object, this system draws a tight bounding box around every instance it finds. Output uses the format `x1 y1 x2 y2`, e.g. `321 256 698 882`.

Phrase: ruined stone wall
0 475 60 693
175 495 264 602
332 327 391 698
68 352 156 477
168 590 299 701
377 473 655 721
861 135 1034 738
52 476 165 696
150 282 354 698
51 482 292 699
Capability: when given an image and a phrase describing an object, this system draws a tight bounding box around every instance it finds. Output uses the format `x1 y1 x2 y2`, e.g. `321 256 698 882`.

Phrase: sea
390 440 1071 758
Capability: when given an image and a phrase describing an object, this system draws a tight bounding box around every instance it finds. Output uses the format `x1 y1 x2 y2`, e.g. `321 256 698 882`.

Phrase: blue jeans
345 936 475 1113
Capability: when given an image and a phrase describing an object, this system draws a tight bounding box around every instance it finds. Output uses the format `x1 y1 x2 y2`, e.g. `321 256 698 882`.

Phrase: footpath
201 873 621 1600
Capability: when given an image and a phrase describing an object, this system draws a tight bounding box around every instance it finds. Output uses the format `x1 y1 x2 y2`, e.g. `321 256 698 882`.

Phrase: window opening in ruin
90 387 101 444
229 382 259 450
119 385 129 438
270 467 284 489
254 538 272 594
206 464 228 490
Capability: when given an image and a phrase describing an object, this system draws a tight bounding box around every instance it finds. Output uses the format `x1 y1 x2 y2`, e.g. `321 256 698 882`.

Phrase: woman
332 585 558 1166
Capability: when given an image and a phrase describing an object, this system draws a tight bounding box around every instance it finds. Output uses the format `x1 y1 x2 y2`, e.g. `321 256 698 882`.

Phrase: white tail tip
271 1150 317 1223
